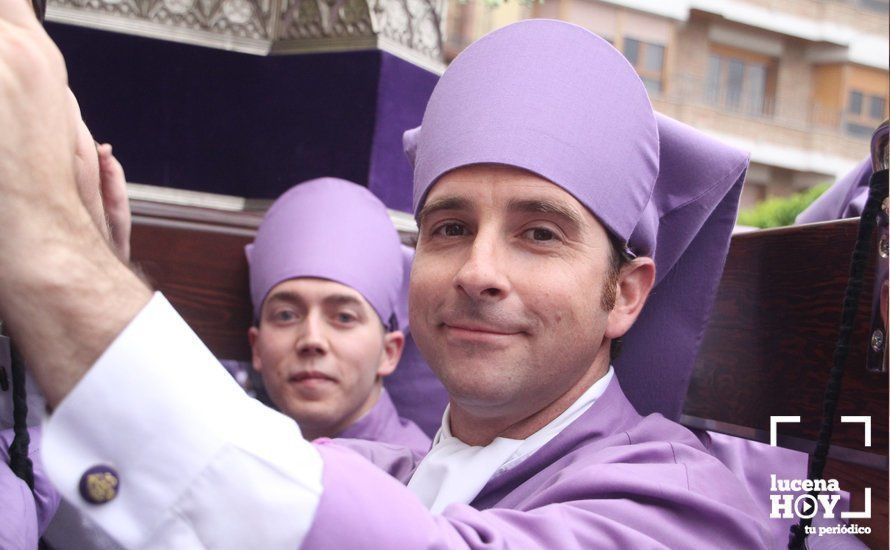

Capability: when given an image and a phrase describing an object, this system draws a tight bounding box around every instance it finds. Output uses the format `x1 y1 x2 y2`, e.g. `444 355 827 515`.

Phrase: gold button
79 465 120 504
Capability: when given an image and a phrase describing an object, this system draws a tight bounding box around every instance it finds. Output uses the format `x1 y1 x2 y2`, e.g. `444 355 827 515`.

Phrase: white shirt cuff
42 292 323 548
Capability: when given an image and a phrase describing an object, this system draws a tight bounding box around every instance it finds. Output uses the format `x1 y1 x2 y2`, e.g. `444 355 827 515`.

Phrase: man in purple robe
0 12 780 549
796 157 874 225
245 178 429 455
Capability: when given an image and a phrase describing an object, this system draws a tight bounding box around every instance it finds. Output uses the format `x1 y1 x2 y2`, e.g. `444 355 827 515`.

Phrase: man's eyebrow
323 294 365 309
264 291 304 306
417 196 472 227
507 198 585 231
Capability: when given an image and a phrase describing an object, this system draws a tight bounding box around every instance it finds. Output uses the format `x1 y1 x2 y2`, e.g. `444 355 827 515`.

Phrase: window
856 0 889 14
848 91 863 115
444 0 472 62
846 89 887 138
706 51 775 116
622 38 665 95
869 96 886 119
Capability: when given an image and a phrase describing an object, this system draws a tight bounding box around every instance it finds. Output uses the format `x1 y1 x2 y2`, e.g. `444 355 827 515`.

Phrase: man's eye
272 310 298 322
523 227 556 241
335 312 357 324
434 223 467 237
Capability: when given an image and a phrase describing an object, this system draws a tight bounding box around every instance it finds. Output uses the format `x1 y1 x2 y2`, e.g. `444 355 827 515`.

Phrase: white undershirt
407 366 614 514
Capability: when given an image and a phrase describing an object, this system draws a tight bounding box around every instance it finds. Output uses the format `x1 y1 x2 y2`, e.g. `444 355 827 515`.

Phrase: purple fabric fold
337 389 431 457
305 377 769 548
796 157 872 224
0 427 61 547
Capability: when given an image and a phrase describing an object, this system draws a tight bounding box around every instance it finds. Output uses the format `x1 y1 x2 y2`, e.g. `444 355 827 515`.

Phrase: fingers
98 144 125 187
98 143 128 206
97 143 132 261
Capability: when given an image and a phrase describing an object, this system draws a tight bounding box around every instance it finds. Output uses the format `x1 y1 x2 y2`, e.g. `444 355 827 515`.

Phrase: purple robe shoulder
337 388 431 458
0 427 61 549
306 377 770 549
796 157 872 224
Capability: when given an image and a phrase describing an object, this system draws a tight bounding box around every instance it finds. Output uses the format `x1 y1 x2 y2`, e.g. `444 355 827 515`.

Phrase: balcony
652 72 873 171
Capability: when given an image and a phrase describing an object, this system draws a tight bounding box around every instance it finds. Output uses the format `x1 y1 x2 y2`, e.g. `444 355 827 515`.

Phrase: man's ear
605 257 656 340
248 326 263 372
377 330 405 378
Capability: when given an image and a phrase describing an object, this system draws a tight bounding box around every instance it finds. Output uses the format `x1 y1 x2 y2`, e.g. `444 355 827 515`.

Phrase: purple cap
404 19 749 419
247 178 404 328
412 19 659 259
394 244 414 332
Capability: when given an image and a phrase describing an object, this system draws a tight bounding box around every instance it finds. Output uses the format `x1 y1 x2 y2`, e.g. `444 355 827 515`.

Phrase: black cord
8 342 35 491
788 169 888 548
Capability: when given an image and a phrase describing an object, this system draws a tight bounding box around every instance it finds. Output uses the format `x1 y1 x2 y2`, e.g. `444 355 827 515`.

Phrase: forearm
0 214 150 407
0 0 150 409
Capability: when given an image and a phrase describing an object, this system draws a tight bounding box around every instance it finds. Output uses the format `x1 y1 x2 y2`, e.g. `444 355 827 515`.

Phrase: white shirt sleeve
41 292 323 549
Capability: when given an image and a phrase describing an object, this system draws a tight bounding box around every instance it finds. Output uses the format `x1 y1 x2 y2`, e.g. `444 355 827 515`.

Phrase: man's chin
288 408 340 433
440 373 522 411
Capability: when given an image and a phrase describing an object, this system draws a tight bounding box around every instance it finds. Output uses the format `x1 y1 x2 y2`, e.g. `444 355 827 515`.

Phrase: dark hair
603 233 633 359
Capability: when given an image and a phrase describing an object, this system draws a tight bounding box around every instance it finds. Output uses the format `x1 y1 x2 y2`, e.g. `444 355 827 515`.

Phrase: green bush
737 183 830 229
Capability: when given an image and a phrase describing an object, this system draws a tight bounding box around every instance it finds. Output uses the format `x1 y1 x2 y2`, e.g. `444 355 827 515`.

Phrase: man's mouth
289 371 336 384
440 319 527 344
444 322 520 335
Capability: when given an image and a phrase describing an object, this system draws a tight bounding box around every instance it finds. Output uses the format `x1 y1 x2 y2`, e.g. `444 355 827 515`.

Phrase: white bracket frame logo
769 415 872 520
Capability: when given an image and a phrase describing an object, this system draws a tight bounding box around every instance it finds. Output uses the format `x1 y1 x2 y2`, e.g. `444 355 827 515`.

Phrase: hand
0 0 77 266
98 143 131 260
0 1 152 406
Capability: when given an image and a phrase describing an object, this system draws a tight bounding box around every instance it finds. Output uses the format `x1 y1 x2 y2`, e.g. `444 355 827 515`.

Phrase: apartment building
445 0 890 209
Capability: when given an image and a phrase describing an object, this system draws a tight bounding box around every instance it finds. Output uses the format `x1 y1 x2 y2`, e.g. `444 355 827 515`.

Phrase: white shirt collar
407 366 614 513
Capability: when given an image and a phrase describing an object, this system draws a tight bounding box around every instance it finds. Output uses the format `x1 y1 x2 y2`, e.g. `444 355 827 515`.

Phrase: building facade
446 0 890 209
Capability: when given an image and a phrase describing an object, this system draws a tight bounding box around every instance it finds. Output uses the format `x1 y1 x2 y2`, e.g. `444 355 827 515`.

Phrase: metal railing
658 72 873 140
832 0 890 14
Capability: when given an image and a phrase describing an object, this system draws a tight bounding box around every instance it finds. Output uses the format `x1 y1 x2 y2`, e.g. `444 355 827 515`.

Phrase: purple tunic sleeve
0 427 61 547
0 455 39 549
303 439 769 549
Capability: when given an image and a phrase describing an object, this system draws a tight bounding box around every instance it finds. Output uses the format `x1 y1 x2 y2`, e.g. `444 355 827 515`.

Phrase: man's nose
453 230 511 301
295 312 329 357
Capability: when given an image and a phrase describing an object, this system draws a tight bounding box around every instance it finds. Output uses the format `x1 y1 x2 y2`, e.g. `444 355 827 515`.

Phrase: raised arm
0 0 150 407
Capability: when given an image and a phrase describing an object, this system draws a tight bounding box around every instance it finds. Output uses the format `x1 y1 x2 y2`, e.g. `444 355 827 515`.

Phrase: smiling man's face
410 164 628 439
